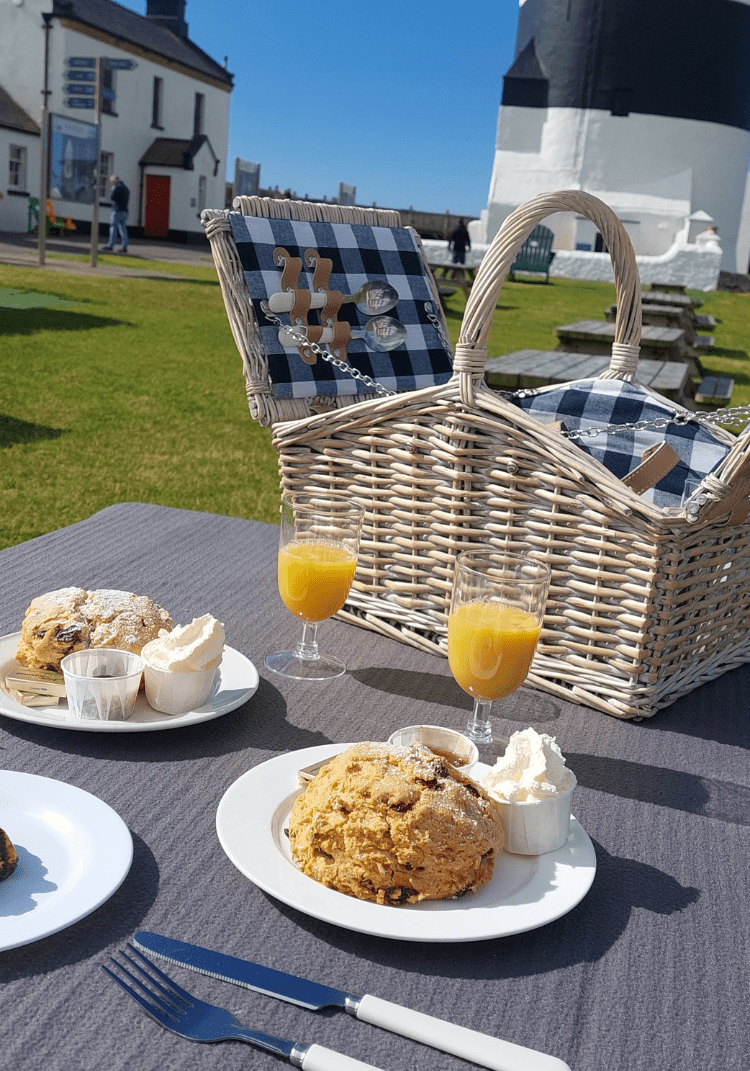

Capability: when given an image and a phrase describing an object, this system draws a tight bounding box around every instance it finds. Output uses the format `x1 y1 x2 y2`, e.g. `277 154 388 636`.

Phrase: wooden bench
694 375 734 406
509 224 555 282
484 349 693 406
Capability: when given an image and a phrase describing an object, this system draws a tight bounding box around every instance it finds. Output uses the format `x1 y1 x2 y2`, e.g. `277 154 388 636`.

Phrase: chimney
146 0 189 38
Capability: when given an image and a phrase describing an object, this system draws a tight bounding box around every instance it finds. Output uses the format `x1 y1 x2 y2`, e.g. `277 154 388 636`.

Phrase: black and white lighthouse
483 0 750 272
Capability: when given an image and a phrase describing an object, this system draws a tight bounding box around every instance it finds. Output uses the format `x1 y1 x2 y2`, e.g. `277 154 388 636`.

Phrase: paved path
0 231 214 279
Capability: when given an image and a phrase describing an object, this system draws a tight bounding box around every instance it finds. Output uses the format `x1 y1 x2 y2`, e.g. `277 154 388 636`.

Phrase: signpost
89 57 102 267
56 56 137 265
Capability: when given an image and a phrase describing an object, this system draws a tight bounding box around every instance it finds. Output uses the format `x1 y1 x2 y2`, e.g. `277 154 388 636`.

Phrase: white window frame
99 151 114 199
152 76 164 128
9 145 27 190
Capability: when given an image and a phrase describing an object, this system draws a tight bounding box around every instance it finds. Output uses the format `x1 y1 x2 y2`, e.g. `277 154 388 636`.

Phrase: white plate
0 770 132 951
216 744 597 943
0 633 259 732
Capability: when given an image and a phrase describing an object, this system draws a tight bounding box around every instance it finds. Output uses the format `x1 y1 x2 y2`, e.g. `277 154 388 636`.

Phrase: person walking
104 175 129 253
448 218 470 265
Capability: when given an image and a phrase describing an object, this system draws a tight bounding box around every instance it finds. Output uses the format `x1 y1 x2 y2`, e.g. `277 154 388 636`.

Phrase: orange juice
448 600 541 700
278 541 357 622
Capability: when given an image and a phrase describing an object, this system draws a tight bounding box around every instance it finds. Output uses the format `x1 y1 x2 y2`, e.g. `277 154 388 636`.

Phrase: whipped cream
143 614 224 672
482 727 575 803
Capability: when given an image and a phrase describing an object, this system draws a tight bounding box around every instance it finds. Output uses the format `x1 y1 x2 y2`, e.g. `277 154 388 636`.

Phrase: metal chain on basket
505 389 750 440
263 301 750 437
261 306 397 398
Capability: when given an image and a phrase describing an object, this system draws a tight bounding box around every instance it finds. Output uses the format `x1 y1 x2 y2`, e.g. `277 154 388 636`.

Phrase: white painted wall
0 128 40 231
737 173 750 275
421 232 723 292
484 104 750 273
0 0 230 237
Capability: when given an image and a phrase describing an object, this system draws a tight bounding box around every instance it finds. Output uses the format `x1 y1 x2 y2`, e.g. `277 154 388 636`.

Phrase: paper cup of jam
387 724 479 771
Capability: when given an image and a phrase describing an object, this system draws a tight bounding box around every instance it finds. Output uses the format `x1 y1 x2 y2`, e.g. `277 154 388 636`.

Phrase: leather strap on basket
455 190 642 407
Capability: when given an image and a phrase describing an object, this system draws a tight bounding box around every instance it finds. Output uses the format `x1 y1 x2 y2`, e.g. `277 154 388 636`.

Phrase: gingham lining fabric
228 214 454 400
509 378 731 507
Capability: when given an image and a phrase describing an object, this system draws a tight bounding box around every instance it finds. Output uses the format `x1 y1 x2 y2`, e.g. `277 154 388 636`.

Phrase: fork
103 945 387 1071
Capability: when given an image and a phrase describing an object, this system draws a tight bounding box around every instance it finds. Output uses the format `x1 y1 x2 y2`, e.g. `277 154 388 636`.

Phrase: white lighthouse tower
483 0 750 273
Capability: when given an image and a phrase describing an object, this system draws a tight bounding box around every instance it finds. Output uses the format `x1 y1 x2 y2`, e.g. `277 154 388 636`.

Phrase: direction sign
66 57 95 68
100 87 116 101
65 98 95 109
67 70 96 82
104 58 137 70
64 83 95 95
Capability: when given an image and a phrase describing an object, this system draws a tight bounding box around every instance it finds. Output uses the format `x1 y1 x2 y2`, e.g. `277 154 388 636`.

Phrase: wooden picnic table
484 349 693 405
605 302 699 344
428 262 477 301
555 319 691 362
611 297 716 349
641 289 703 310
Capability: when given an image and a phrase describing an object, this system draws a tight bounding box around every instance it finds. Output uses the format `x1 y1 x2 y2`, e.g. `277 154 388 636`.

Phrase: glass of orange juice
448 551 551 743
264 493 365 680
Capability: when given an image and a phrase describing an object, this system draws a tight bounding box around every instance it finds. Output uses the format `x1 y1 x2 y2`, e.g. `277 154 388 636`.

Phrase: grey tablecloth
0 503 747 1071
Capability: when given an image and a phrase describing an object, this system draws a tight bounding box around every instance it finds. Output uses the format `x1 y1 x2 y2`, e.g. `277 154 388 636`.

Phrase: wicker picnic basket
203 190 750 719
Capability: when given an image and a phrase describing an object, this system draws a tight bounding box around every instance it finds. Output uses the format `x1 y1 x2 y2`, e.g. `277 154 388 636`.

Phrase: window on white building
99 151 114 199
152 77 163 128
193 93 204 136
9 145 27 190
102 66 116 115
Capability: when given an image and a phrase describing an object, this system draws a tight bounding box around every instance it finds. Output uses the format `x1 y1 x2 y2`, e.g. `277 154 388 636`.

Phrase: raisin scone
0 827 18 882
287 742 504 905
15 587 173 670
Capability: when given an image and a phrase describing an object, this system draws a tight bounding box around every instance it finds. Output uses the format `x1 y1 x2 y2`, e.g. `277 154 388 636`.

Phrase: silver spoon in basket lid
277 315 407 352
267 279 399 316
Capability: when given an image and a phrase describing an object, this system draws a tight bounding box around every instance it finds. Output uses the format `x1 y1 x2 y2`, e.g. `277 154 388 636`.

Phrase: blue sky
119 0 519 217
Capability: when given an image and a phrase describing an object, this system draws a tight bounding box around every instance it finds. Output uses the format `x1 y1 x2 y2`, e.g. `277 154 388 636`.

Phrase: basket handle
454 191 642 406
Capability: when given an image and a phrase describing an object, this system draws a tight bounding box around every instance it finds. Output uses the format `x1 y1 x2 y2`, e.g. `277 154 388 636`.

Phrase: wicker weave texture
208 190 750 719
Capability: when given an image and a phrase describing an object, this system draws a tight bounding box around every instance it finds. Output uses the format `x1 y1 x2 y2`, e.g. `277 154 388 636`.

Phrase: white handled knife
134 932 570 1071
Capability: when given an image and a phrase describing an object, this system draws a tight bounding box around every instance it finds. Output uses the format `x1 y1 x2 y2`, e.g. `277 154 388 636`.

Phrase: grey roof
0 86 40 135
139 134 218 171
52 0 233 87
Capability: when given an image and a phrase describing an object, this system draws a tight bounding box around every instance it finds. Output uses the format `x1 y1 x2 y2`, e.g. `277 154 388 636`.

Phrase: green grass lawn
2 257 749 551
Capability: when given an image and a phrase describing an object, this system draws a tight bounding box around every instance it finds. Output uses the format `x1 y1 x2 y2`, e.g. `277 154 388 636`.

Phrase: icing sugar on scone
15 587 172 670
287 742 504 906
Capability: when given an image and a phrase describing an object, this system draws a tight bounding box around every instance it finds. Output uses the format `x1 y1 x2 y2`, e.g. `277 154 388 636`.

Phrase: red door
144 175 170 238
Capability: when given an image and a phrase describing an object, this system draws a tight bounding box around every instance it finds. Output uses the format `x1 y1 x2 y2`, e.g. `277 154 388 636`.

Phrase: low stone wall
421 238 722 291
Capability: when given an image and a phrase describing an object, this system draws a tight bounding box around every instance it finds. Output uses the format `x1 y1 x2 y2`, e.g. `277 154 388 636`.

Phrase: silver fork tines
103 945 385 1071
103 947 191 1025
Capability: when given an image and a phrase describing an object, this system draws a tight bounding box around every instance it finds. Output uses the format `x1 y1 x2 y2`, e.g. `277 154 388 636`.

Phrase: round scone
287 742 504 905
15 587 173 670
0 826 18 882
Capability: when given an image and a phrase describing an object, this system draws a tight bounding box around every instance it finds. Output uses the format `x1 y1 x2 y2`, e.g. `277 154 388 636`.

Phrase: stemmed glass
447 551 551 743
264 493 365 681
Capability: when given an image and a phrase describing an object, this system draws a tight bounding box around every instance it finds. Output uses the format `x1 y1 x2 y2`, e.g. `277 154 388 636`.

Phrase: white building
0 86 41 233
480 0 750 275
0 0 232 242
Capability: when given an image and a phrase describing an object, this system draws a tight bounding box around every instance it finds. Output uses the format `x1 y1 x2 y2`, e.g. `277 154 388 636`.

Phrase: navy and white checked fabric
229 214 454 400
510 378 730 507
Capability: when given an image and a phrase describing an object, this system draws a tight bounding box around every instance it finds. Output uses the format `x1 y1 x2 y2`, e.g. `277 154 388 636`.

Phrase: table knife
134 932 570 1071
